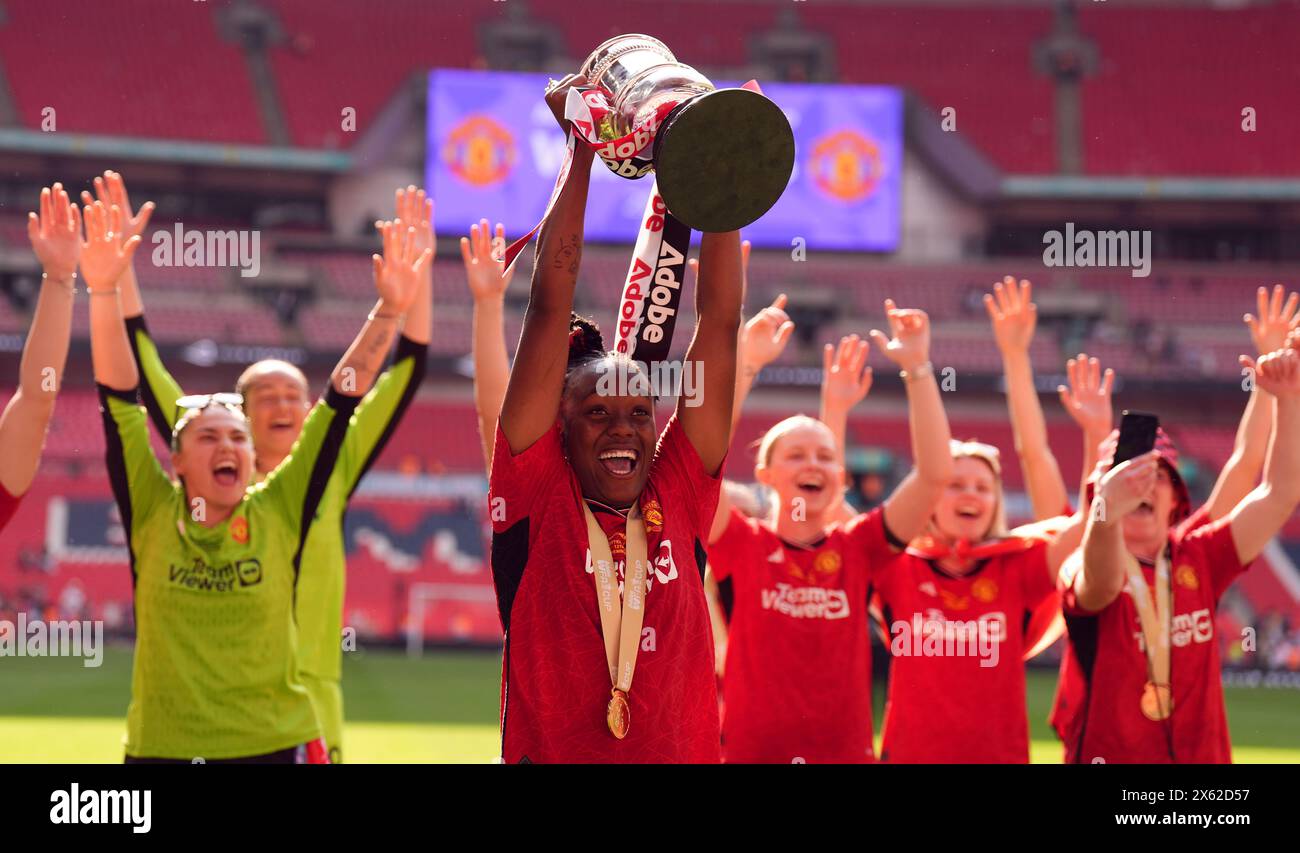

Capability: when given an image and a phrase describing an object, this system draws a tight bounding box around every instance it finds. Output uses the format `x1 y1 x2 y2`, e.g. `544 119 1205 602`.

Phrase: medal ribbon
1126 548 1172 713
582 502 649 696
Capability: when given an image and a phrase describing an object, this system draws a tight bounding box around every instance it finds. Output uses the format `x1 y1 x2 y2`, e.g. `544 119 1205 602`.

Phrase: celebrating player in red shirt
1063 342 1300 763
1 184 81 532
874 437 1084 763
1050 285 1294 749
487 74 743 763
866 277 1083 763
707 305 954 764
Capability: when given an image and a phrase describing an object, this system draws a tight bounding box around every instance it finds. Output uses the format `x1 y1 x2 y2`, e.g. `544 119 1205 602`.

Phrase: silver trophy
579 34 795 233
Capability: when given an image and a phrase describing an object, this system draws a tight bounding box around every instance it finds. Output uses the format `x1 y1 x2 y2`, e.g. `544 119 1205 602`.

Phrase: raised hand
83 170 154 243
869 299 930 371
1098 450 1160 519
739 293 794 372
545 73 587 132
371 220 432 315
80 202 141 292
461 218 513 301
984 275 1036 354
822 334 873 413
27 183 82 281
1058 352 1115 438
1244 348 1300 398
1244 284 1300 356
393 185 434 258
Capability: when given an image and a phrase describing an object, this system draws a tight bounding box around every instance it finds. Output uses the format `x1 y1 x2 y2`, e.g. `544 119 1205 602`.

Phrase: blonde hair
235 359 309 401
945 439 1008 540
755 415 835 469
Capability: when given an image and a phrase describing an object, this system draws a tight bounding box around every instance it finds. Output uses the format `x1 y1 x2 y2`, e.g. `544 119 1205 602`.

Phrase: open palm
27 183 82 281
372 220 432 314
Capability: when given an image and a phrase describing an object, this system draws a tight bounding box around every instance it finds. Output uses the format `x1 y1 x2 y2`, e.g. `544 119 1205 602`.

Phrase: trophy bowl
580 34 795 233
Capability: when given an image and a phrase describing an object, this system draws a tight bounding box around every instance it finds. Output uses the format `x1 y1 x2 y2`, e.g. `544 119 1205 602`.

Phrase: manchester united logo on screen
442 115 516 187
809 130 883 202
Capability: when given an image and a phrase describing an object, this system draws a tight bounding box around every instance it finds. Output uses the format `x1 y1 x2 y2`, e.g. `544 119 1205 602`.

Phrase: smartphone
1113 411 1159 466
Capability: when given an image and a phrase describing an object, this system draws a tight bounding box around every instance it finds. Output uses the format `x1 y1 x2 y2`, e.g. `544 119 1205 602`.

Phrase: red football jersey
487 415 722 763
876 541 1054 763
0 480 19 533
1059 516 1248 764
710 508 898 764
1049 504 1215 745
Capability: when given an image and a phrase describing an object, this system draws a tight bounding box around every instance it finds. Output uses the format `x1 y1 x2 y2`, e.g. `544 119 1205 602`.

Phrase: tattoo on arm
552 234 580 274
365 327 393 357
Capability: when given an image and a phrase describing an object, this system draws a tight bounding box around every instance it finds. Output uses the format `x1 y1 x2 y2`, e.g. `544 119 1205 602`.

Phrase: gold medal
606 688 630 739
584 502 648 741
1140 681 1172 721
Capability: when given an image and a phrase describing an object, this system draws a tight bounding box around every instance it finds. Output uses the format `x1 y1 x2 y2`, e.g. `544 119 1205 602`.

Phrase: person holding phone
1061 341 1300 763
1048 286 1297 749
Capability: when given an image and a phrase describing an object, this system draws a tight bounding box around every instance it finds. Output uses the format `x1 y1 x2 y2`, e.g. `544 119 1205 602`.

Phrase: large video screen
427 69 901 251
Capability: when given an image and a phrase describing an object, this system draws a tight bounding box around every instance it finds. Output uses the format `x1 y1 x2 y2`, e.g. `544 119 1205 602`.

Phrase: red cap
1085 426 1191 524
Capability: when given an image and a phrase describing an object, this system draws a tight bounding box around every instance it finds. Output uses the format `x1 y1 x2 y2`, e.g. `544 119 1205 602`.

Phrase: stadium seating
0 0 265 143
1 2 1297 176
1076 4 1300 177
262 0 484 149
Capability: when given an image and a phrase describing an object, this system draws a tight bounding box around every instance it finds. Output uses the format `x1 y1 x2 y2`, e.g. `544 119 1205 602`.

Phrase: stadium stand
0 0 265 143
3 0 1300 654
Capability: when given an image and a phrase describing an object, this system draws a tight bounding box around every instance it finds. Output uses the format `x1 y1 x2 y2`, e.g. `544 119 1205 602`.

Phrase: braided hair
566 312 606 374
561 312 656 418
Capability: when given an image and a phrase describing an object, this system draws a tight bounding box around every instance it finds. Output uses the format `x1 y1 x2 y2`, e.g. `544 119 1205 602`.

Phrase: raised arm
1074 450 1159 612
333 221 430 399
1203 285 1296 521
820 334 873 525
330 188 434 490
678 229 744 476
986 276 1068 520
462 218 514 475
500 74 593 455
83 173 181 438
0 185 81 497
393 186 434 346
706 290 793 540
692 241 767 440
870 301 953 543
1057 352 1115 507
1227 347 1300 565
85 203 144 391
84 170 154 319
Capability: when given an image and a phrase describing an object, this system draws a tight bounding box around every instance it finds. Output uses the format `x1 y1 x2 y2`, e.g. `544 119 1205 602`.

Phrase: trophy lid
580 34 676 86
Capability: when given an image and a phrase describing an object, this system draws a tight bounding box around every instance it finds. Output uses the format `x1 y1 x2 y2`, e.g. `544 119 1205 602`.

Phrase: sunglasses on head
175 392 244 413
171 393 247 451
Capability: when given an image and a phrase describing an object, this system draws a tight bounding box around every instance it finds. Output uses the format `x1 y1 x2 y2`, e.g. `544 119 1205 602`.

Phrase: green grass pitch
1 644 1296 763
